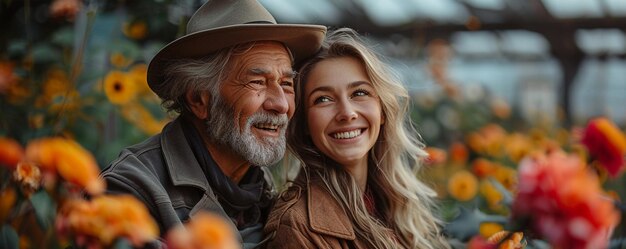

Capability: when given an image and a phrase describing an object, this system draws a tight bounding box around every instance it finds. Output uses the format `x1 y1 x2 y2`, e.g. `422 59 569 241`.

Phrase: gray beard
204 96 288 167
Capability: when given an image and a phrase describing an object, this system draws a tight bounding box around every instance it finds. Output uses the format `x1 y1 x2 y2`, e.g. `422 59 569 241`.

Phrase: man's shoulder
102 134 163 175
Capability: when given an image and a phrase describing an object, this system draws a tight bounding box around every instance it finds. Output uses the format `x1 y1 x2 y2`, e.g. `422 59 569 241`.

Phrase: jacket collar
306 177 356 240
161 117 210 191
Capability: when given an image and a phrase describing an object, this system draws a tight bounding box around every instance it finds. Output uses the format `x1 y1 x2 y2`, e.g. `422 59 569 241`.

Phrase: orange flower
109 53 133 69
487 231 525 249
0 61 19 94
512 151 620 249
490 98 511 119
449 142 469 164
25 137 105 195
447 170 478 201
123 21 148 40
466 124 507 156
166 211 239 249
581 117 626 177
472 158 497 178
0 137 24 169
57 195 158 247
49 0 83 21
0 187 17 221
424 147 447 166
14 161 42 195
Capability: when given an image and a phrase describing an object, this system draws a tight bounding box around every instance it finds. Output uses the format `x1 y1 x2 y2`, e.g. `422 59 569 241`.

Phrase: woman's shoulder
266 183 308 227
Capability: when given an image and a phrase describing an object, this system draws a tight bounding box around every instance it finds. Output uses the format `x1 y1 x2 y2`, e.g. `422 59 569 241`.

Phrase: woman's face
304 56 383 169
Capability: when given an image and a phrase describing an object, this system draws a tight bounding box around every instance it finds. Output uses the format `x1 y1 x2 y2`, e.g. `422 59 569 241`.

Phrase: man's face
205 42 295 166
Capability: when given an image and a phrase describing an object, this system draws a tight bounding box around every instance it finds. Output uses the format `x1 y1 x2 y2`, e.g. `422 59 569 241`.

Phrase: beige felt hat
147 0 327 92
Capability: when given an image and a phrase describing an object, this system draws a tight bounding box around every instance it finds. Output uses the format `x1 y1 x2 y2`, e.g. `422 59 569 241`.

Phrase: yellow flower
503 133 532 163
166 211 239 249
480 179 503 208
123 21 148 40
14 161 42 195
447 170 478 201
104 71 137 105
0 137 24 169
479 222 503 239
121 103 168 135
109 52 133 68
493 165 517 191
129 64 153 95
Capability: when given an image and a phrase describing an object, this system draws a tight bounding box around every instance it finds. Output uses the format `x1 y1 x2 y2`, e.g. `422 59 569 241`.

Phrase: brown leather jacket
264 174 368 249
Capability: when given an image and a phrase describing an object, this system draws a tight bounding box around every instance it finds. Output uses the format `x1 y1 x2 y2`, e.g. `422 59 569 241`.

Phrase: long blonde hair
287 28 449 249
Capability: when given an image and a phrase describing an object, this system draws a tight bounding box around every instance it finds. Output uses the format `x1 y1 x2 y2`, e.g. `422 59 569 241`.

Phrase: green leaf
52 28 75 47
0 224 19 249
113 238 133 249
31 44 62 64
30 190 57 230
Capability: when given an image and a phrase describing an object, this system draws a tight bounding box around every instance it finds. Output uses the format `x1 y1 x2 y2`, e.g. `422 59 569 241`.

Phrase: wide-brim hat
147 0 327 94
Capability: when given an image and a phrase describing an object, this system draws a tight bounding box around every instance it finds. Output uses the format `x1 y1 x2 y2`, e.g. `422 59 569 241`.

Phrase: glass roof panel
500 30 550 56
406 0 470 23
605 0 626 17
259 0 311 23
358 0 412 26
541 0 603 18
451 31 500 56
576 29 626 54
463 0 506 10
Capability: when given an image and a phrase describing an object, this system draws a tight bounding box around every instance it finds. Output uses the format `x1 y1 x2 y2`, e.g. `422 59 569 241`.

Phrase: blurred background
1 0 625 246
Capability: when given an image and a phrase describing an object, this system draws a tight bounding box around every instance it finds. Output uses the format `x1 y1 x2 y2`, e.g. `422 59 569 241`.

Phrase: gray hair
156 41 294 114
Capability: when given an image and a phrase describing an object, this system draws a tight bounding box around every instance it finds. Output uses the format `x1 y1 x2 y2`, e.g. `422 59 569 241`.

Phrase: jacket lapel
307 179 356 240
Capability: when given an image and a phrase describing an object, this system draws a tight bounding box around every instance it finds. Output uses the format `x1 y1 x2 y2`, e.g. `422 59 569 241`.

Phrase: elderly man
100 0 325 248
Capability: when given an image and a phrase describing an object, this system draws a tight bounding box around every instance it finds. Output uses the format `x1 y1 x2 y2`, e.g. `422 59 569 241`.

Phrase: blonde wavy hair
287 28 449 249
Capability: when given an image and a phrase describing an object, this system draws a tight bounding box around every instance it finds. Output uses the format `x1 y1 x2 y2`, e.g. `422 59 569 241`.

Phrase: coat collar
161 117 210 191
306 177 356 240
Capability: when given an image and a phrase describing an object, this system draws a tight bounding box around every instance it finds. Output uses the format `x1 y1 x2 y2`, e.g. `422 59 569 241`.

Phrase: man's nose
263 85 289 114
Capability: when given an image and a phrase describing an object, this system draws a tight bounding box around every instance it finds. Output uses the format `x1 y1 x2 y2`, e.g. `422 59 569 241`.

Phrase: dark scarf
181 120 271 229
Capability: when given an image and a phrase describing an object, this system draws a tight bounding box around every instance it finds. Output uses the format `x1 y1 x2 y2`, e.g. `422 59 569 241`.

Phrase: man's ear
185 90 210 119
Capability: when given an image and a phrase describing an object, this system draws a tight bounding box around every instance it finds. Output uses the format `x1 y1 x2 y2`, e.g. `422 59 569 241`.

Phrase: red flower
512 151 620 249
581 117 626 177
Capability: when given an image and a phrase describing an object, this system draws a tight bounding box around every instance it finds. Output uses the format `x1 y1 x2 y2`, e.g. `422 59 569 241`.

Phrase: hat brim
147 24 326 92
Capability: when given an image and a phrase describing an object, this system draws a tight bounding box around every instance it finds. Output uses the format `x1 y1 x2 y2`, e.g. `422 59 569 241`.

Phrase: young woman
264 28 449 249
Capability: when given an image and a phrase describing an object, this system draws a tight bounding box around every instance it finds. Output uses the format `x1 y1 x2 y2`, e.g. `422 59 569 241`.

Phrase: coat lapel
307 179 356 240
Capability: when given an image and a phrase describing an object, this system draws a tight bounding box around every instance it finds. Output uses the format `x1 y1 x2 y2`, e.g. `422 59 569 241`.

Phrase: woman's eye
313 96 331 105
352 89 370 97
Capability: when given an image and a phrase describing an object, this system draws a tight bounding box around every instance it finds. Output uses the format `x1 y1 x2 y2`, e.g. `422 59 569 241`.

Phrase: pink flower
581 117 626 177
512 151 620 249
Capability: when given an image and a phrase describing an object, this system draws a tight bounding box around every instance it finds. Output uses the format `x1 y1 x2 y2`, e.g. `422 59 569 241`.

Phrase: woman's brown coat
264 175 368 249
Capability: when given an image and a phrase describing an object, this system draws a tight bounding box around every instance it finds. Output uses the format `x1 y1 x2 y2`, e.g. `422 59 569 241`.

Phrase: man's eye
249 80 264 85
281 81 294 87
313 96 332 105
